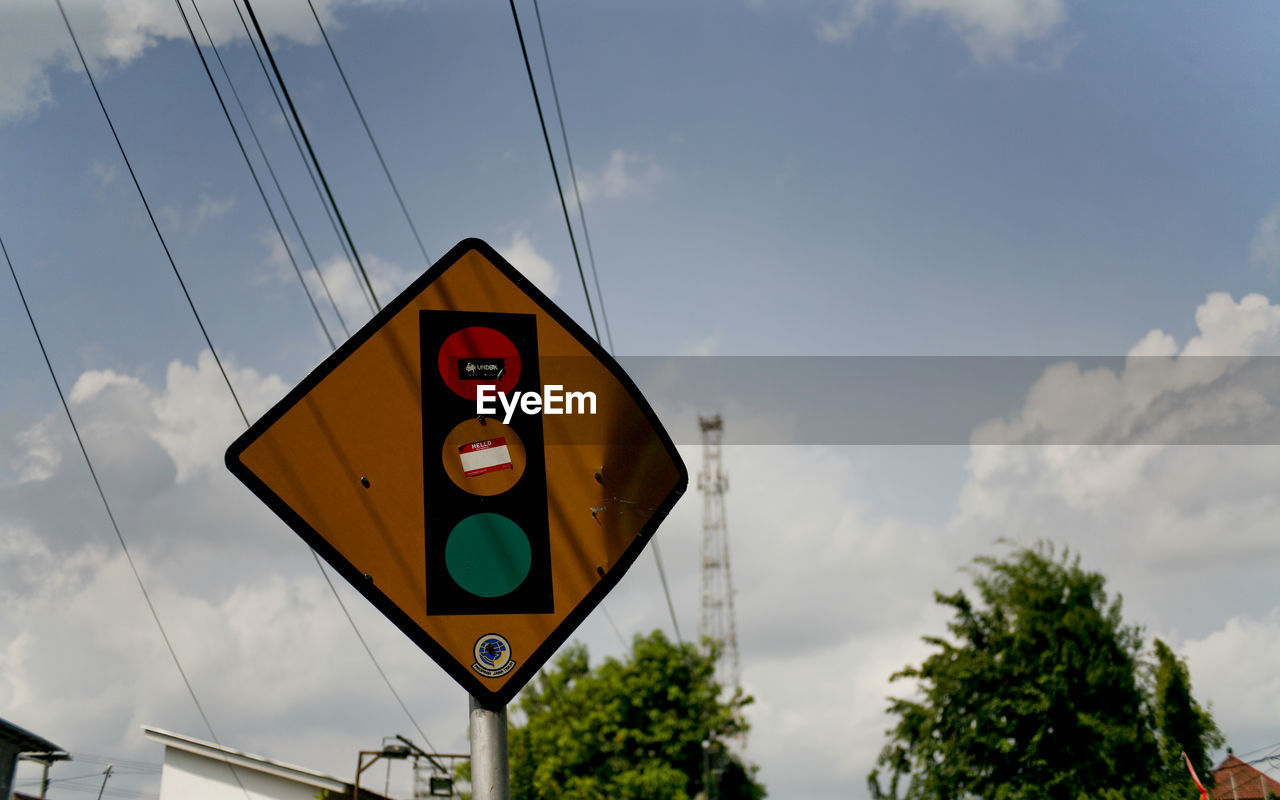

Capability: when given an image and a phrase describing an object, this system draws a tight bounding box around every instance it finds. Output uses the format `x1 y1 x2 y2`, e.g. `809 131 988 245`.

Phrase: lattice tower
698 414 740 693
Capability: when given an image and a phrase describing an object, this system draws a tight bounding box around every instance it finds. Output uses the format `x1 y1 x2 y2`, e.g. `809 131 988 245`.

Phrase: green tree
1152 638 1223 791
868 543 1220 800
496 630 764 800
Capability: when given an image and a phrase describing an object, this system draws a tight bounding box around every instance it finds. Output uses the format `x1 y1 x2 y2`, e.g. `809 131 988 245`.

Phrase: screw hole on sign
596 565 605 577
360 476 371 488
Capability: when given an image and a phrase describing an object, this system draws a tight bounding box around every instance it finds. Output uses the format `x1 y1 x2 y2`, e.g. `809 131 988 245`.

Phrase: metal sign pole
469 695 509 800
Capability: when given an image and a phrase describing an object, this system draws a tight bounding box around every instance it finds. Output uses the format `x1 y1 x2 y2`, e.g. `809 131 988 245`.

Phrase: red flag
1184 751 1208 800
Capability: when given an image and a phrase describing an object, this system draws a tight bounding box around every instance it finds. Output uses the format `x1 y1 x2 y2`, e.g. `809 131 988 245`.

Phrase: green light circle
444 513 532 598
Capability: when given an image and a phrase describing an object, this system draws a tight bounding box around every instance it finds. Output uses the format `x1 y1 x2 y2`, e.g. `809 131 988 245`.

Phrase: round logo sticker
472 633 516 678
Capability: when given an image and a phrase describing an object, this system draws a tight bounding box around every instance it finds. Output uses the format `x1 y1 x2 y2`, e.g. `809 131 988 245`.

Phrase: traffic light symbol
420 310 553 615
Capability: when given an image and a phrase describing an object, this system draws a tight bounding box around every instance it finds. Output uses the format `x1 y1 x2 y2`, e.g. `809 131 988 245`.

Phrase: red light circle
437 326 522 401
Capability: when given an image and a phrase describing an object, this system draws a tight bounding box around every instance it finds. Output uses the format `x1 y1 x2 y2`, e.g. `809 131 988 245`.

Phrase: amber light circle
441 417 527 496
437 326 522 401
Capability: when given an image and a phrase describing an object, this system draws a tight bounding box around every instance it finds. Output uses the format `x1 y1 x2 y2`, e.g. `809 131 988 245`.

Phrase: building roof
0 718 61 756
142 726 393 800
1211 754 1280 800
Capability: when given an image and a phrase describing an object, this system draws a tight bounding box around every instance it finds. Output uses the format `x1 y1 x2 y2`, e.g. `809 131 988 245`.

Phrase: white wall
159 748 336 800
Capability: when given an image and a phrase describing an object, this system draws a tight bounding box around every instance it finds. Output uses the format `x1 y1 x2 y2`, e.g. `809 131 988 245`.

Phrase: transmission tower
698 414 740 693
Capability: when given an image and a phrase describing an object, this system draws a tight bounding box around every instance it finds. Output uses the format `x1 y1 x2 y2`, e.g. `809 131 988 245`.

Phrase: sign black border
225 238 688 709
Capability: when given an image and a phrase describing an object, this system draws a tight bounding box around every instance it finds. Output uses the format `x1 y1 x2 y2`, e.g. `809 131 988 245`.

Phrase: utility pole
95 765 113 800
469 696 508 800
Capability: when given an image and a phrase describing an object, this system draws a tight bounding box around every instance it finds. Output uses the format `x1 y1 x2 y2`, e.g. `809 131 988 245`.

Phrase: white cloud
817 0 1070 64
191 193 235 229
970 291 1280 450
261 235 418 337
571 150 666 206
90 159 118 188
12 422 61 483
63 353 287 485
960 296 1280 554
1183 610 1280 735
6 290 1280 800
950 308 1280 684
1182 291 1280 356
934 291 1280 771
150 353 288 482
817 0 877 43
156 193 235 234
1 354 463 797
497 232 561 299
0 0 389 125
678 330 723 356
305 250 415 332
282 238 557 344
1250 204 1280 275
0 543 461 797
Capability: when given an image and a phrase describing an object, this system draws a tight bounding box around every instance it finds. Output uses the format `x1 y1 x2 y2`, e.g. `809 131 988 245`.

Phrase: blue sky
5 1 1280 798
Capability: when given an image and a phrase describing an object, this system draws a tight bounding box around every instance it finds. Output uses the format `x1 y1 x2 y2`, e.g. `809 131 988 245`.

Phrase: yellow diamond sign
226 238 687 707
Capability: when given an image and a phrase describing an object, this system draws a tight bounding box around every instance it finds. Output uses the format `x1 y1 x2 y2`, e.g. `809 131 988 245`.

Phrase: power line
530 0 614 352
599 606 627 650
54 0 247 426
17 772 124 786
519 0 684 647
506 0 599 342
190 0 444 751
67 755 161 774
1237 740 1280 759
650 539 683 645
227 0 375 316
205 5 439 752
53 779 156 800
56 0 440 761
171 0 344 349
3 228 249 800
184 0 351 340
60 762 155 775
311 550 441 755
304 0 433 267
190 4 437 755
182 0 440 752
239 0 382 311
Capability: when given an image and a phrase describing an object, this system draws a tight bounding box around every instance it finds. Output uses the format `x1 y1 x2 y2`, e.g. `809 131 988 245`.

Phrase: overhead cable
506 0 600 342
239 0 382 310
186 0 441 755
54 0 247 425
57 0 439 760
188 1 439 757
531 0 614 352
228 0 375 315
172 0 344 348
304 0 433 267
3 231 250 800
185 0 352 339
521 0 684 646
